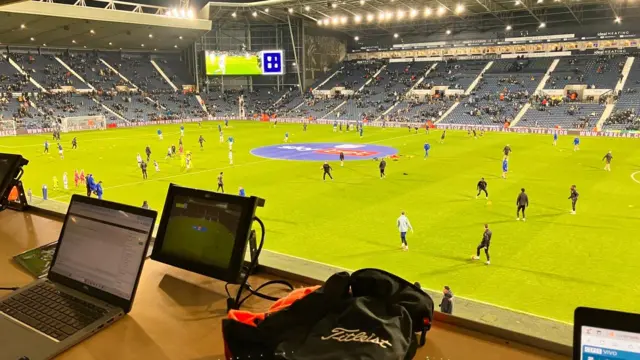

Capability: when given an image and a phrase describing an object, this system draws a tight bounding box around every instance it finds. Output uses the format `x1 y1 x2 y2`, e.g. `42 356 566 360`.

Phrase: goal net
61 115 106 133
0 120 17 137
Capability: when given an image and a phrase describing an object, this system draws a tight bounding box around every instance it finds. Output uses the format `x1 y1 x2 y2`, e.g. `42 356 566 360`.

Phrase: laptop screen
50 200 154 300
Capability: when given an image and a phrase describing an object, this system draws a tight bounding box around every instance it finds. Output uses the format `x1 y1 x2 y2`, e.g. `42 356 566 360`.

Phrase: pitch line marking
632 171 640 184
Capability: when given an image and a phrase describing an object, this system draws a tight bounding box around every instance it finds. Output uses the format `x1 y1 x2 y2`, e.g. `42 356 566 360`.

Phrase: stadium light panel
179 36 183 40
42 44 46 47
393 33 399 38
331 3 337 8
265 8 269 12
305 5 310 11
180 9 186 17
109 42 113 45
385 11 394 19
72 40 76 44
84 46 87 48
410 9 418 18
317 19 322 25
446 29 451 34
354 14 362 23
537 0 543 3
90 29 95 34
378 12 385 20
506 25 512 30
149 34 153 38
424 7 432 16
252 11 258 17
539 22 546 28
288 7 294 13
615 16 622 23
455 4 464 13
165 10 171 16
437 6 446 16
20 24 25 29
515 0 521 4
340 16 348 24
354 36 359 41
174 45 178 48
332 16 339 25
360 0 365 5
323 18 330 25
172 8 178 16
231 12 237 17
187 10 194 18
366 13 374 22
397 10 405 19
30 37 34 41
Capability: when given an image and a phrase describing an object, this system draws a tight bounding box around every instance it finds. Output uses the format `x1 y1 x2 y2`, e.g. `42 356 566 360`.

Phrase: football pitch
1 121 639 323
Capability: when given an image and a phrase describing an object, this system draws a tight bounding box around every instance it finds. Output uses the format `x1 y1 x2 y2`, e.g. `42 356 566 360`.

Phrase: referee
516 188 529 221
472 224 492 265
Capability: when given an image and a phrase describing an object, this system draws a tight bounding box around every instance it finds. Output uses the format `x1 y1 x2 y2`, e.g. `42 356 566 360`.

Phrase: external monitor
574 307 640 360
151 184 260 284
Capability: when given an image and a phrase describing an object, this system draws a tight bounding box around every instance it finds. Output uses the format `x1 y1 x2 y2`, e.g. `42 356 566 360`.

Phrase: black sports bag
222 268 434 360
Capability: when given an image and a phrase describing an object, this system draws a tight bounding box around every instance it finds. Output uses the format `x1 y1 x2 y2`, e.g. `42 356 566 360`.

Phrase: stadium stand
325 61 421 120
0 55 38 93
546 55 624 90
14 54 87 90
603 59 640 130
440 58 550 126
315 60 385 90
154 55 194 86
101 53 172 91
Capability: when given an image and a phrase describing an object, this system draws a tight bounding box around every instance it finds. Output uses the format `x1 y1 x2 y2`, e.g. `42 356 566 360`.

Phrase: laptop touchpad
0 315 59 359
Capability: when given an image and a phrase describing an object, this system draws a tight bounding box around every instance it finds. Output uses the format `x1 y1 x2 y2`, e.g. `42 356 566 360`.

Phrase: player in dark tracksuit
379 158 387 179
71 137 77 149
569 185 579 214
145 145 152 162
140 161 148 180
602 151 613 172
516 188 529 221
476 178 488 199
339 152 345 167
322 162 333 180
472 224 492 265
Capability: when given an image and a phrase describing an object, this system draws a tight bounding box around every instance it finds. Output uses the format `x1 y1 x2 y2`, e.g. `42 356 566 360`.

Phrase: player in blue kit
57 143 64 159
573 136 580 151
424 143 431 159
157 129 163 140
333 121 338 132
44 140 49 154
225 119 229 128
502 158 508 179
228 136 234 150
359 126 363 138
284 132 289 143
180 125 185 137
553 131 558 146
218 124 222 133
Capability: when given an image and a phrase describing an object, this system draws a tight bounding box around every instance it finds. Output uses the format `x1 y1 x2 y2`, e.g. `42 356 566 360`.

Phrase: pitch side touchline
0 131 182 149
632 171 640 184
49 132 417 200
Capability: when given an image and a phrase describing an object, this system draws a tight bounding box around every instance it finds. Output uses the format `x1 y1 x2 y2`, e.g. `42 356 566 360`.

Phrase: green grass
2 121 640 323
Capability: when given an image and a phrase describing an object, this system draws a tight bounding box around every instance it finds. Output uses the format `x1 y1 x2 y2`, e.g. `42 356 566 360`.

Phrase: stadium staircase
434 61 493 124
195 94 209 113
99 58 138 89
54 56 95 91
151 60 178 91
376 63 437 120
510 59 559 127
465 61 494 95
6 56 47 92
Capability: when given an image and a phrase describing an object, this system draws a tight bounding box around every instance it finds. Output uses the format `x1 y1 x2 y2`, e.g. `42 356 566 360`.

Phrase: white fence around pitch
4 117 640 139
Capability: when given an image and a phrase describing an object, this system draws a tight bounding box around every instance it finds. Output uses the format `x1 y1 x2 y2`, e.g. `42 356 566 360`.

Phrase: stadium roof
0 0 211 50
204 0 640 38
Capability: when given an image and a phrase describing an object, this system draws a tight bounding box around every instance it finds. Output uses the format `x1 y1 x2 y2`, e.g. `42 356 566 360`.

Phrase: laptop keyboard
0 282 108 341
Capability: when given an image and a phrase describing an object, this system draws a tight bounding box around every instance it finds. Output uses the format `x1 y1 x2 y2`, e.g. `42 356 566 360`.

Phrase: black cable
0 287 19 291
228 216 294 310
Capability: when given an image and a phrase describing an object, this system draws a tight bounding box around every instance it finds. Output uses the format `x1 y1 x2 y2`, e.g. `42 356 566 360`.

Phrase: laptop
0 195 157 360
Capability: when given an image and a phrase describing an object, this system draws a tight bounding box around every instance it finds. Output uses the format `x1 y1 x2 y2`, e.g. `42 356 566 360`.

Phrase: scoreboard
205 50 284 76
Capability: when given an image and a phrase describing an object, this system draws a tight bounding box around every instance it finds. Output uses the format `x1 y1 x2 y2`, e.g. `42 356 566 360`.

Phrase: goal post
61 115 106 133
0 120 17 137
